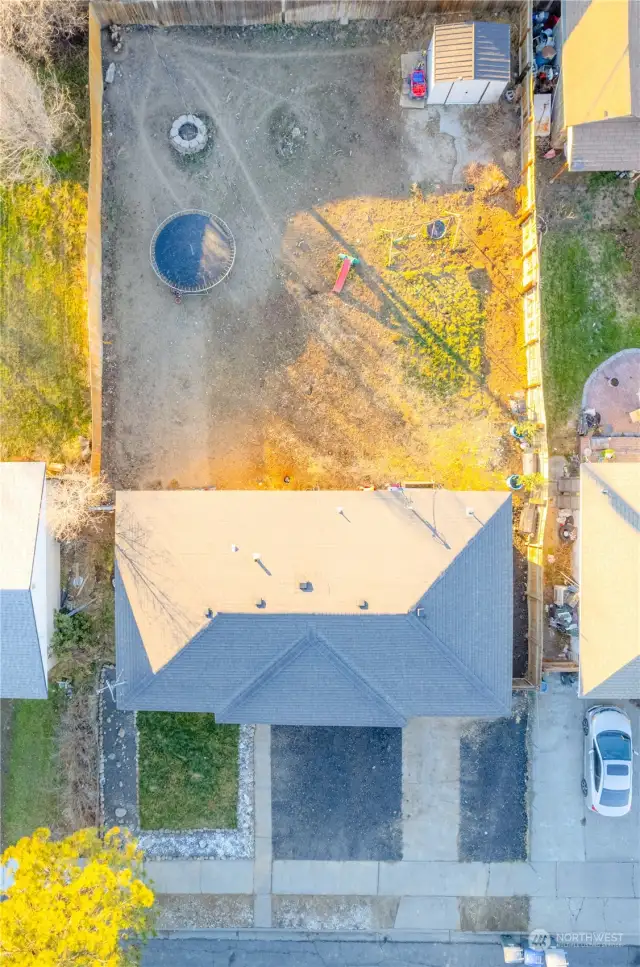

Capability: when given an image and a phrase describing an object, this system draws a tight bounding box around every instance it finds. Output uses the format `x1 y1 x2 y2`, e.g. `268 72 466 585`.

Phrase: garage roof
432 21 511 84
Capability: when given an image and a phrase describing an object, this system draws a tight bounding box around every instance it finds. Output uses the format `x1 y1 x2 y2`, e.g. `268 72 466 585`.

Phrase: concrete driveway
529 675 640 933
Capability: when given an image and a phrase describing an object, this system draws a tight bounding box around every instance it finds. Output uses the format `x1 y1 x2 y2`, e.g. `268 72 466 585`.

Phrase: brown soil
101 23 523 493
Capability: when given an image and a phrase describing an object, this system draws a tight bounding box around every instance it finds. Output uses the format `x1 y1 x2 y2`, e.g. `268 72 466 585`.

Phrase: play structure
150 210 235 293
332 254 360 294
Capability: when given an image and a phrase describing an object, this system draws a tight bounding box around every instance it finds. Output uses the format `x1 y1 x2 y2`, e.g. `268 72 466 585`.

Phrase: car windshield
597 730 632 761
599 787 630 808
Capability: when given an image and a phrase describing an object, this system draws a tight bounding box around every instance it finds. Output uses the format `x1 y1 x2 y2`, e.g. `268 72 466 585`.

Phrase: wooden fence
88 5 104 478
91 0 520 26
514 0 546 689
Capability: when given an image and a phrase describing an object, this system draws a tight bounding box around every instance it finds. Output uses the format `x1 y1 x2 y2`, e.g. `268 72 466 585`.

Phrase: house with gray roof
115 489 513 726
0 463 60 699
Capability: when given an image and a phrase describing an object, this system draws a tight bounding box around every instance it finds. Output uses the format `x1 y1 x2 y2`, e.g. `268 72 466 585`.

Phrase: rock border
99 666 254 860
170 114 208 155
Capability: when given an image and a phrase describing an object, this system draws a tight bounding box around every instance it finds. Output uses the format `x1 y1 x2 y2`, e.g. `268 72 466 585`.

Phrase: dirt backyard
101 18 524 492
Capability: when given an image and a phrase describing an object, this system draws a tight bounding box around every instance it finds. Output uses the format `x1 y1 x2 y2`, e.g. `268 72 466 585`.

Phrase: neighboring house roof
115 490 513 725
431 21 510 84
0 463 48 698
562 0 639 127
560 0 640 171
568 117 640 173
579 464 640 699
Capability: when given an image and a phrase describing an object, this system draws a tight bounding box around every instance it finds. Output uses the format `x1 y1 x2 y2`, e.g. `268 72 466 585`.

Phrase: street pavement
142 938 640 967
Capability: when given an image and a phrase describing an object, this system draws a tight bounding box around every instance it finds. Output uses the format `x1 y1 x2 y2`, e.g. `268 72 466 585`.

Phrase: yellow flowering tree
0 827 154 966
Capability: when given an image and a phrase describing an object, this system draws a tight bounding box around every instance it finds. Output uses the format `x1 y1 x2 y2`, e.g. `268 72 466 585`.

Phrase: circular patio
582 348 640 435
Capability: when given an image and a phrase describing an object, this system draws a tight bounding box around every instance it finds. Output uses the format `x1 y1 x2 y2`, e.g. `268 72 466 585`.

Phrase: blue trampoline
150 210 235 293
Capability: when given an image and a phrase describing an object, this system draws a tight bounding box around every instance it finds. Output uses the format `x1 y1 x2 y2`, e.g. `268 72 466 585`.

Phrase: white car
582 706 634 817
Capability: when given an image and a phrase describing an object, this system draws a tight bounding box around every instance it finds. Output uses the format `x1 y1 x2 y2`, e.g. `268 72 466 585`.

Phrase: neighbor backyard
538 167 640 449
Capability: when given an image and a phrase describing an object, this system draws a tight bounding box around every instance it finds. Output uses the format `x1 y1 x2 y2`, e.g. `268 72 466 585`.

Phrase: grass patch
0 181 90 461
137 713 239 830
47 43 90 186
541 231 640 430
2 696 63 847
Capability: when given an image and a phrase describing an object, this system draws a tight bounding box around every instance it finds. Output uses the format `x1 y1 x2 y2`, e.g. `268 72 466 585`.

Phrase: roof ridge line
418 496 511 598
405 613 507 711
216 627 405 725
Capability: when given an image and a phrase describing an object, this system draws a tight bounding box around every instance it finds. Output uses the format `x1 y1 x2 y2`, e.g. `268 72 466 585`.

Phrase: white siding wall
480 80 507 104
427 81 454 105
31 489 50 678
447 79 488 104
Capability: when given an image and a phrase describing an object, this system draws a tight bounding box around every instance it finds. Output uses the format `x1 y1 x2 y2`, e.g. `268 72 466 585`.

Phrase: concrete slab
252 893 272 928
583 703 640 862
557 862 638 898
272 861 379 896
530 895 640 941
487 862 556 898
199 860 255 894
403 717 463 861
146 860 202 894
378 862 488 897
394 896 459 930
399 52 426 110
530 679 587 862
531 681 640 864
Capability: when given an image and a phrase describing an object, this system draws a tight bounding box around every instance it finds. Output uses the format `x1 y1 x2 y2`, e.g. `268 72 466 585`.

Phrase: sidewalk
145 858 640 937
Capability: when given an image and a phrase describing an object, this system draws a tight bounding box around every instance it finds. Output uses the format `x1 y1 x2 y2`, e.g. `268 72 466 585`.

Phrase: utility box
427 21 511 105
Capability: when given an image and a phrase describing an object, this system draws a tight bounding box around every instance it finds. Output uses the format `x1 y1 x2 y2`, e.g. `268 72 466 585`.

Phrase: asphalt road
142 938 640 967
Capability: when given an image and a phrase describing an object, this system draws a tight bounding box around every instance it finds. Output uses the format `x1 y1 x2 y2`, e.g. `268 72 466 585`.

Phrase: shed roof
431 21 510 84
579 464 640 699
115 489 514 724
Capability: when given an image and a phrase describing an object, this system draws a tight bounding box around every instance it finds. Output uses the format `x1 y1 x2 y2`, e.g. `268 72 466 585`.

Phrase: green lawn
541 231 640 432
2 697 63 848
0 181 90 462
137 713 239 830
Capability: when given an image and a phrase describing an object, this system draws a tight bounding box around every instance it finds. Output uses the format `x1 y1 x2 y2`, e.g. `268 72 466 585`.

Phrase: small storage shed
427 22 511 105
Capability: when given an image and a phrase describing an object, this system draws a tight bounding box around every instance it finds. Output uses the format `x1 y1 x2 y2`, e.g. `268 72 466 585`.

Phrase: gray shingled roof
0 463 48 700
116 493 513 724
0 590 47 699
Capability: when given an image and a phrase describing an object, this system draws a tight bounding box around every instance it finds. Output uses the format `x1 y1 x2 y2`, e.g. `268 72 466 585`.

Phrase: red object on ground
410 69 427 99
332 258 354 293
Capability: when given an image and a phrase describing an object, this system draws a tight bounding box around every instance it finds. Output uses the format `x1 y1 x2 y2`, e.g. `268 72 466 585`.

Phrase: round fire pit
150 210 235 293
170 114 208 155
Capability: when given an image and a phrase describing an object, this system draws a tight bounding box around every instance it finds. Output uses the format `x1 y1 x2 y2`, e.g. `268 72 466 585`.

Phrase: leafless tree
0 0 87 61
0 49 75 183
48 469 112 543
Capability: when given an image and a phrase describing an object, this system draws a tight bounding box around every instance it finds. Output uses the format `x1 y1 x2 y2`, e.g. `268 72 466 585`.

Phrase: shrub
464 162 509 198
